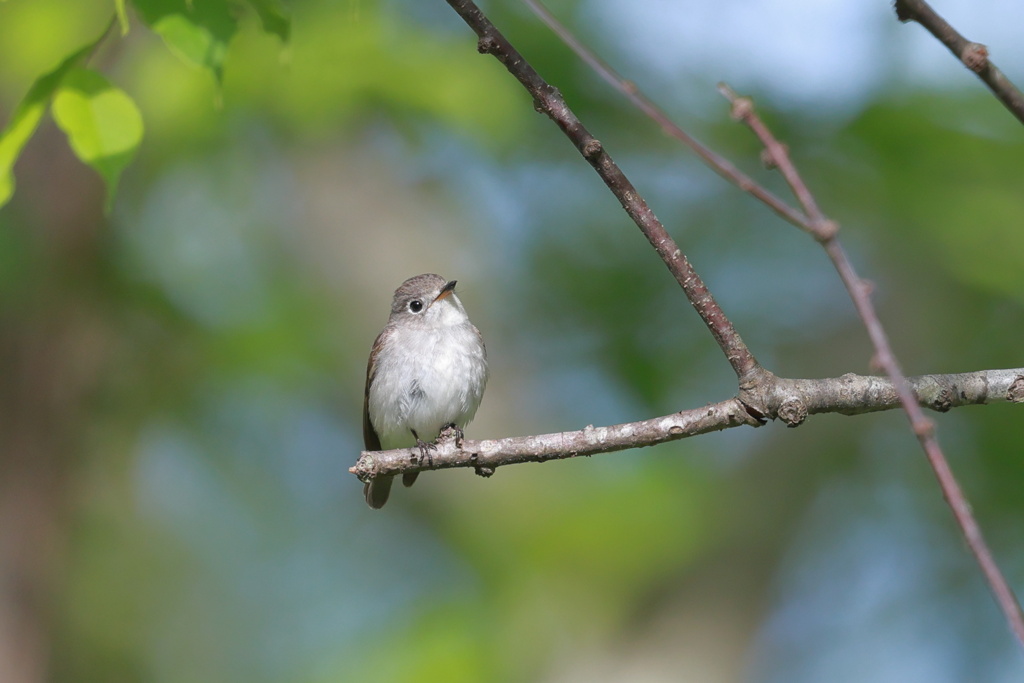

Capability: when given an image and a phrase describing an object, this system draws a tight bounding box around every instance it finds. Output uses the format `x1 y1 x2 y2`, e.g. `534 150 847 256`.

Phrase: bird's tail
363 475 394 509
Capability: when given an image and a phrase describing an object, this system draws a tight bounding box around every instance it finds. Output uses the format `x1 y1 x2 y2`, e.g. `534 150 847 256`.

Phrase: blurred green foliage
1 1 1022 682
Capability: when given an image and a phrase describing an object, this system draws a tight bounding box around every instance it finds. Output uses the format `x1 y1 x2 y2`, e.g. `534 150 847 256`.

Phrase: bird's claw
439 422 465 448
415 438 436 467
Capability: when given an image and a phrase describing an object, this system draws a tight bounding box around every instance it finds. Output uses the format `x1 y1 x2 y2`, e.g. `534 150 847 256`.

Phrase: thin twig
522 0 814 235
895 0 1024 126
720 84 1024 649
353 367 1024 478
446 0 759 381
717 84 835 241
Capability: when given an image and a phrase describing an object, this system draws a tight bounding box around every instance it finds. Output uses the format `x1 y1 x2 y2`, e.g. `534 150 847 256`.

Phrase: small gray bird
362 274 488 509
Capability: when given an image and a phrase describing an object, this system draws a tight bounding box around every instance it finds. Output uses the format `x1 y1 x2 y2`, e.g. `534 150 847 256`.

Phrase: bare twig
445 0 759 382
718 86 1024 645
895 0 1024 125
522 0 815 235
353 367 1024 477
717 85 835 241
355 399 755 480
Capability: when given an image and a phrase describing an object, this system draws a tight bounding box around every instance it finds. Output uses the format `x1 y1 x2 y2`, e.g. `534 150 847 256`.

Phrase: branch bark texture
353 367 1024 478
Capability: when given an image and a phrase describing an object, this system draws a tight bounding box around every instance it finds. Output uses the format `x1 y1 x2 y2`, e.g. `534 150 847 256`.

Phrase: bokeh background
1 0 1023 681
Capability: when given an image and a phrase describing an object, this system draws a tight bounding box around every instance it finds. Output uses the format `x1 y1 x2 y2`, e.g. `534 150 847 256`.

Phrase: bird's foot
438 422 465 448
416 438 436 467
411 430 437 468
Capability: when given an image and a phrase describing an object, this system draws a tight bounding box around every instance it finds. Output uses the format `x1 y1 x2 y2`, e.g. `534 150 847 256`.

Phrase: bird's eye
408 300 423 313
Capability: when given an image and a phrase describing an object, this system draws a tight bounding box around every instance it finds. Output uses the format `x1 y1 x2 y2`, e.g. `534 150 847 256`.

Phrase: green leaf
51 68 144 211
133 0 237 82
246 0 290 43
0 21 113 210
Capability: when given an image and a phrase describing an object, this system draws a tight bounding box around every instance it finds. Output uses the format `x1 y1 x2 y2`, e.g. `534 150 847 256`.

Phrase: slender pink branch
522 0 814 235
720 84 1024 649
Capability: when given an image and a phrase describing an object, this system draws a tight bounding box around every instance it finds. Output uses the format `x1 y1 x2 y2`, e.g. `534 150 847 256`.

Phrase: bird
362 274 488 508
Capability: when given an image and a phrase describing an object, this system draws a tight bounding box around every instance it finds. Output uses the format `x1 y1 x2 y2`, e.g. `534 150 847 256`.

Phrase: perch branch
355 399 755 479
444 0 759 382
895 0 1024 126
353 367 1024 476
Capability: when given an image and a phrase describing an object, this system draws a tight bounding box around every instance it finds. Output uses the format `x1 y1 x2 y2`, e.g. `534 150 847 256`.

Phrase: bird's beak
433 280 457 304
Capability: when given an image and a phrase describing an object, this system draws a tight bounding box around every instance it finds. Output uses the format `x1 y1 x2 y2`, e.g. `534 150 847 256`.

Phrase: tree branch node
778 398 808 427
477 34 498 54
913 418 937 439
727 92 753 122
962 42 990 73
1008 375 1024 403
814 219 840 242
582 138 603 159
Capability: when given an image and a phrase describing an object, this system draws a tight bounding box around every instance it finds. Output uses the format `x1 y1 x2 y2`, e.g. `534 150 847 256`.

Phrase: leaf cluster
0 0 289 210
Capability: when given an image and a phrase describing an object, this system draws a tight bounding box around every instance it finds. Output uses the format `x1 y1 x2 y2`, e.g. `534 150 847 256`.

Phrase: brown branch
352 367 1024 478
522 0 815 235
354 399 755 479
719 85 1024 649
895 0 1024 126
717 85 835 241
445 0 759 382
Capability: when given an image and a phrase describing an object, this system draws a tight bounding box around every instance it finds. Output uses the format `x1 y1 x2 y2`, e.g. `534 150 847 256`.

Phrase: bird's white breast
368 316 487 450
